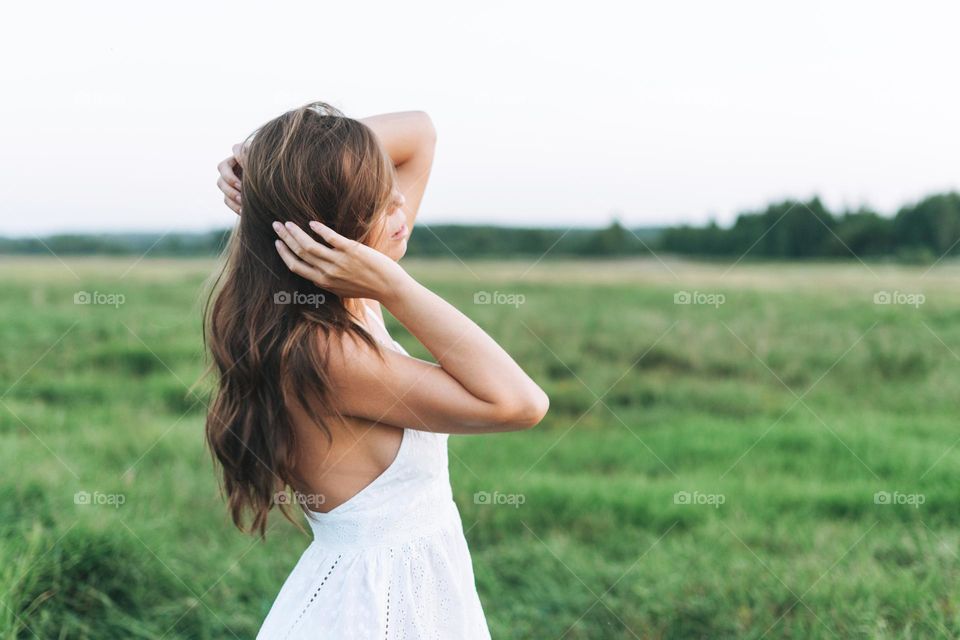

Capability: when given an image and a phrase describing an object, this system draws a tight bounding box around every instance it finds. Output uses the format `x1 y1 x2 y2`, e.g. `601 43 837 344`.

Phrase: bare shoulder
312 308 540 434
322 320 400 388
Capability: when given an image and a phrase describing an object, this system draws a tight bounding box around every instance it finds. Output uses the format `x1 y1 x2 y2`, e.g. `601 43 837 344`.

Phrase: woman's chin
386 242 407 262
374 234 408 261
391 234 410 260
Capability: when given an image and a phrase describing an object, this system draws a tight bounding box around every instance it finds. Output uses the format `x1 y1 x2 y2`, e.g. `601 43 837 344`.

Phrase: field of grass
1 254 959 639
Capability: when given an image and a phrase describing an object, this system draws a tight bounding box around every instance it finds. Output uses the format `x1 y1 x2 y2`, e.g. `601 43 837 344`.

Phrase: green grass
1 255 959 639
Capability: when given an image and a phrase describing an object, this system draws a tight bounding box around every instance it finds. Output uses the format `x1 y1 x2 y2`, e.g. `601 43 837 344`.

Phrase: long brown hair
203 101 397 537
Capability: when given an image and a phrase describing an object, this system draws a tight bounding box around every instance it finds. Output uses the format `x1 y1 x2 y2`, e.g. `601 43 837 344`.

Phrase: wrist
375 263 415 308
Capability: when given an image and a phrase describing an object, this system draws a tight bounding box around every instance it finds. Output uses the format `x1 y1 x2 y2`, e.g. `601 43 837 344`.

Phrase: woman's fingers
275 240 326 284
272 221 305 256
217 176 241 215
217 155 242 189
282 221 337 259
272 221 334 265
283 221 320 252
232 142 248 169
217 177 242 204
308 220 351 250
217 153 243 215
223 195 241 215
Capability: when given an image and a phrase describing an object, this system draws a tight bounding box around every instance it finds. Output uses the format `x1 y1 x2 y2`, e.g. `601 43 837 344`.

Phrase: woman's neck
343 297 372 325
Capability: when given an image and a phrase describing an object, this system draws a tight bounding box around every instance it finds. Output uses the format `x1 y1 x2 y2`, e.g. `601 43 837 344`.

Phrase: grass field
2 255 959 639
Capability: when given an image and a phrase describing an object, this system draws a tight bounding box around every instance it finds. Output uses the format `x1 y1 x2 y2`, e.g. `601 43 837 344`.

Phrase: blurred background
2 1 959 638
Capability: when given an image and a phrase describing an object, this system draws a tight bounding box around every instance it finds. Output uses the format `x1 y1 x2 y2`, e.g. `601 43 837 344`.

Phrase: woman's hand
217 143 249 215
272 220 408 302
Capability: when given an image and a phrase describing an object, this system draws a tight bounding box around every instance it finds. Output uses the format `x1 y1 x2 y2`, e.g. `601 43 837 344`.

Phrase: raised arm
272 220 550 434
359 111 437 232
217 111 436 224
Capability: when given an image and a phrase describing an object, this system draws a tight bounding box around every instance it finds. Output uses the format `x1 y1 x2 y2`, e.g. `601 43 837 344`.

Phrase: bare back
288 301 404 514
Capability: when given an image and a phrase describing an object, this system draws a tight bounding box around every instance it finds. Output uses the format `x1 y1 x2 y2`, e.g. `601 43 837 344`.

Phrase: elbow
501 389 550 431
417 111 437 145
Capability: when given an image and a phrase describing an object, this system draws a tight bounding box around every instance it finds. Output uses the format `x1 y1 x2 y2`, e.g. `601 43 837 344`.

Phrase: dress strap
364 303 386 328
363 303 404 353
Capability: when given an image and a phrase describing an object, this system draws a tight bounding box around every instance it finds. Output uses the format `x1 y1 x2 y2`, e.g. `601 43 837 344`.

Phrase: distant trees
2 192 959 261
0 231 231 257
404 220 656 258
893 192 960 259
661 198 838 258
660 192 960 261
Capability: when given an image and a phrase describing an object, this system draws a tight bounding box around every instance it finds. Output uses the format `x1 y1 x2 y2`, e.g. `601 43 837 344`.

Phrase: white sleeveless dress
256 308 492 639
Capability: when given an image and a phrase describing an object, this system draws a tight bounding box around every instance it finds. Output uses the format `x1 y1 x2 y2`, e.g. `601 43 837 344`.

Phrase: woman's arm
377 268 550 427
272 220 550 434
359 111 437 232
326 275 550 433
216 111 436 223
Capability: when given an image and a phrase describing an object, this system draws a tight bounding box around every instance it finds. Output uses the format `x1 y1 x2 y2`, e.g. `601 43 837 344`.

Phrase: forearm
358 111 436 234
381 271 548 419
359 111 436 168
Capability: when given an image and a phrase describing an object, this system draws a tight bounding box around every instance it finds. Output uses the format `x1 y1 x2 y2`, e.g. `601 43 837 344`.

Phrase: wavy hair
203 101 397 537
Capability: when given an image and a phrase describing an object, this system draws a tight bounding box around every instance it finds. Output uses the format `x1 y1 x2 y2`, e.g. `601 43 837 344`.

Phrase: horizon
3 189 953 240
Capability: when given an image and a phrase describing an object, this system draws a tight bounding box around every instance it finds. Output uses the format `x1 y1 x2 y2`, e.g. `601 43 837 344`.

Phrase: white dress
256 308 492 639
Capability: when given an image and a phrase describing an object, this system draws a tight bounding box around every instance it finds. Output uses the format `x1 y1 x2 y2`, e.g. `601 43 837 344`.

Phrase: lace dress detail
256 307 491 639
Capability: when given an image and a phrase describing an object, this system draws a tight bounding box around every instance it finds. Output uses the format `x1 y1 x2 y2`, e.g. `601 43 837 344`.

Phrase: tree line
660 192 960 262
2 191 958 262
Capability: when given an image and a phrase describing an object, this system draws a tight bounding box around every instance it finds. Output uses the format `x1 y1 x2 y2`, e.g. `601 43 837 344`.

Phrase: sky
2 0 959 235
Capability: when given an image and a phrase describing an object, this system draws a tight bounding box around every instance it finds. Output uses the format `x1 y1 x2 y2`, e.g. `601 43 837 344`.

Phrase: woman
208 102 549 639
